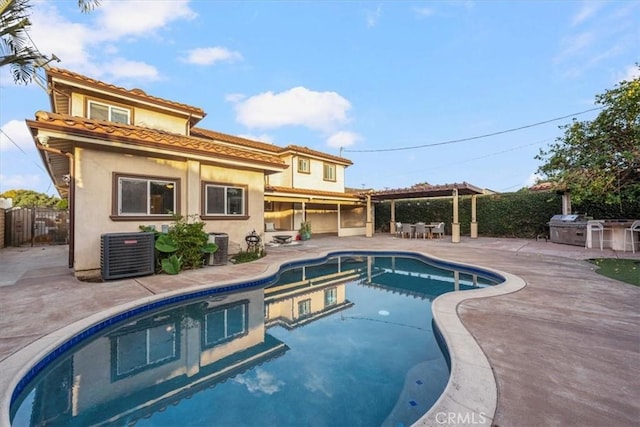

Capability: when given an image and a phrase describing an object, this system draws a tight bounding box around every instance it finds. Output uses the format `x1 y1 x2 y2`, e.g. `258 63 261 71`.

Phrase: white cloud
96 0 196 40
1 121 33 152
234 87 351 132
29 2 93 68
414 7 435 18
237 133 275 144
556 3 639 77
183 47 243 66
555 31 595 62
0 174 49 193
525 173 543 187
225 93 246 103
232 368 283 395
100 58 161 82
619 64 640 82
365 5 382 27
571 1 604 26
326 131 361 148
26 0 195 83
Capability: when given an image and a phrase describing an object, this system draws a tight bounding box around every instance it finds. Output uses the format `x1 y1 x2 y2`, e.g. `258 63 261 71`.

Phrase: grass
588 258 640 286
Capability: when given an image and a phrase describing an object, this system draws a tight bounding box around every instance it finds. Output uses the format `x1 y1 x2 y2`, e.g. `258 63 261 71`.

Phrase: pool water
10 254 501 426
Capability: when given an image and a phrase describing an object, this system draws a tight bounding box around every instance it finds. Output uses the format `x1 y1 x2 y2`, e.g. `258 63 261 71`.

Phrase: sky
1 0 639 197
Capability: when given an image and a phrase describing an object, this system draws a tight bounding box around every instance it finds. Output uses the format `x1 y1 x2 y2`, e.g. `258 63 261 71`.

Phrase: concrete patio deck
1 235 639 426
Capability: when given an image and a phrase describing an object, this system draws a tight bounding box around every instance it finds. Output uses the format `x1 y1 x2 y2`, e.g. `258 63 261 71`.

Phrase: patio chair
395 222 403 238
431 222 445 239
414 222 427 239
623 220 640 253
401 223 413 239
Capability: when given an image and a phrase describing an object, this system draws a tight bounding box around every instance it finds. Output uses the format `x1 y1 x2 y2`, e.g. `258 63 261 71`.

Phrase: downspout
36 141 75 269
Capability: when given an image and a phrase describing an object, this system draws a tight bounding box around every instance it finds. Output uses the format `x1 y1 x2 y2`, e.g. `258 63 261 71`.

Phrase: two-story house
25 68 366 280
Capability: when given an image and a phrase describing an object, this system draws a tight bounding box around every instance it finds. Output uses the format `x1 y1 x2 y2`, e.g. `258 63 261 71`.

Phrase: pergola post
451 188 460 243
390 200 396 235
470 194 478 239
365 194 373 237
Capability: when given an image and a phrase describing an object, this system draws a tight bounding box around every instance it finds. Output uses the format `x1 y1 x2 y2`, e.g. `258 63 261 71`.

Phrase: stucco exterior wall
199 164 265 252
73 149 265 278
70 93 188 134
267 155 346 193
291 157 345 193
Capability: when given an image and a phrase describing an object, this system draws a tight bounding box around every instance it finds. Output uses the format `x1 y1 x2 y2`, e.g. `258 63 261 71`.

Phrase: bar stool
585 220 611 250
623 220 640 253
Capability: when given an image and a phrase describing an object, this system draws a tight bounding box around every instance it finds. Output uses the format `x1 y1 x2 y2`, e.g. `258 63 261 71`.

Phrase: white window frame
115 323 178 377
324 287 337 307
117 176 176 216
88 100 131 124
298 299 311 318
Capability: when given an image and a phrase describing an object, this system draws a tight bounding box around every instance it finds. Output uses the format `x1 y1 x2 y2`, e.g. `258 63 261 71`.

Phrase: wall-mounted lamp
62 174 71 184
37 135 50 147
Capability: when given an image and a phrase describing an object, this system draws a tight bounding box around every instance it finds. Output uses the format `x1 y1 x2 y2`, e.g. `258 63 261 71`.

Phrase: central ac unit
101 232 155 280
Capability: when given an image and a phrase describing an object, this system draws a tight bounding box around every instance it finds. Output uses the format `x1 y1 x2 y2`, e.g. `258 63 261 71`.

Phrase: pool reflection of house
26 288 288 426
264 257 367 329
360 256 489 301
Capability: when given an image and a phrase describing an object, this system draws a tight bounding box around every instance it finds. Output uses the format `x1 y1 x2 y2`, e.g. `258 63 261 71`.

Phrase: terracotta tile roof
370 182 485 200
27 111 287 169
282 145 353 165
529 181 565 192
192 130 355 165
265 185 362 200
46 68 206 119
190 127 281 153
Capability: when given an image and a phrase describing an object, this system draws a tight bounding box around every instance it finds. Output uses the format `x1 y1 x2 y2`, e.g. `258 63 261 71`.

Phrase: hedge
374 191 640 239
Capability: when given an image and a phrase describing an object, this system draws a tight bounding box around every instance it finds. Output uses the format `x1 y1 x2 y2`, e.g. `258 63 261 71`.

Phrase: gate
4 207 69 247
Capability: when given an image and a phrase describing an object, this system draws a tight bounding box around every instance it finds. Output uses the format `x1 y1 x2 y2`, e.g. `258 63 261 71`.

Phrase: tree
536 65 640 207
0 0 99 84
0 189 61 207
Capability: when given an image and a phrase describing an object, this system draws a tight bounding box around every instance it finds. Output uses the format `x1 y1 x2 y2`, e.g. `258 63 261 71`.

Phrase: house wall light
37 135 50 147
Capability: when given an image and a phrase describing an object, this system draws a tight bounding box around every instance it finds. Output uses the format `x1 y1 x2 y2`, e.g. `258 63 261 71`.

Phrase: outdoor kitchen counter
586 219 637 251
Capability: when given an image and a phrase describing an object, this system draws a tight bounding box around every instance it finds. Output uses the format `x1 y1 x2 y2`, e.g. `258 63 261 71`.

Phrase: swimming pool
9 252 503 426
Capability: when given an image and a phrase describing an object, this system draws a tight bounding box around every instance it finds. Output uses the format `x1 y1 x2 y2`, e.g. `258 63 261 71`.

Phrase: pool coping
0 249 526 426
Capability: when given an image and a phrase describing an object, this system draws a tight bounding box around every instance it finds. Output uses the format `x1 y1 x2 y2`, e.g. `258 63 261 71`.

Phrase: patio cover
363 182 485 242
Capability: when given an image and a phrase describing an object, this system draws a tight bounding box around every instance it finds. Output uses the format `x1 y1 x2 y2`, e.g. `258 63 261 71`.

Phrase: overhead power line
0 128 48 174
342 107 603 153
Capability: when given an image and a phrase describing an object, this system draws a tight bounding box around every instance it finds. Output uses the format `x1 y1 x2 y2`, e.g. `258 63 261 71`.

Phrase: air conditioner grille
101 232 155 280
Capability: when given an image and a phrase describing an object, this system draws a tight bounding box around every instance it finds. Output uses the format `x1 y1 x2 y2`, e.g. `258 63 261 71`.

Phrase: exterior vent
101 232 155 280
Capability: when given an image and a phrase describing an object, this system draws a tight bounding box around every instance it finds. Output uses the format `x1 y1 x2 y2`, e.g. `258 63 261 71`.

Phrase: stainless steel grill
548 214 588 246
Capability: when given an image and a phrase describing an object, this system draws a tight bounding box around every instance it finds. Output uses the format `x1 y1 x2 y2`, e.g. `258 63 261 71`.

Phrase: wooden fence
4 207 69 247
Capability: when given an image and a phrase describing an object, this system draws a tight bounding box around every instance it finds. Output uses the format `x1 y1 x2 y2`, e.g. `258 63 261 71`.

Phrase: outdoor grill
548 214 588 246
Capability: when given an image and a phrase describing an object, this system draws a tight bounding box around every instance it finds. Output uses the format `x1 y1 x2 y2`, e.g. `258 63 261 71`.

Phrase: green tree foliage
0 188 61 207
0 0 99 84
536 65 640 206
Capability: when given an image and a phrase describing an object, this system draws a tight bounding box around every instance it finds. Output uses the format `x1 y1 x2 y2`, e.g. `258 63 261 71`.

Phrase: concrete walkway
1 236 638 426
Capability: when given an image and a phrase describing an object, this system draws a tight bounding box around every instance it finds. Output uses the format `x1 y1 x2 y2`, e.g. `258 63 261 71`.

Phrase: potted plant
299 221 312 240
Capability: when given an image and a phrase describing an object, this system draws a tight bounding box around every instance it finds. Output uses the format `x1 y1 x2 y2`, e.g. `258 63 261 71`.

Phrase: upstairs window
324 287 337 307
88 100 131 124
116 175 176 217
298 157 310 174
323 163 336 182
204 183 246 217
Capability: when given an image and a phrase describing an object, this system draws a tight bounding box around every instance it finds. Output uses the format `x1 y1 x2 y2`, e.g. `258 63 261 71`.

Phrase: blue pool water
10 253 502 426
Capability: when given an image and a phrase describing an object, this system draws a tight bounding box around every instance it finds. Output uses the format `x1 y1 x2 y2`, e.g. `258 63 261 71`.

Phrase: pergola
362 182 485 242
